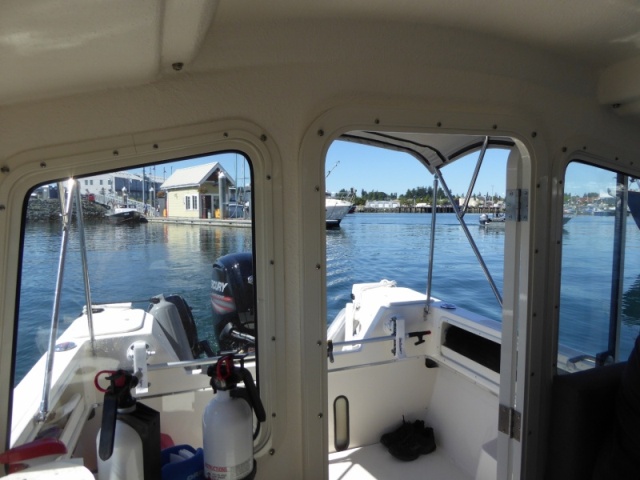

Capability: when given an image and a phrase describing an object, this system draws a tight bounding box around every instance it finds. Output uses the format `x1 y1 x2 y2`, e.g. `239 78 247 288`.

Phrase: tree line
335 187 503 206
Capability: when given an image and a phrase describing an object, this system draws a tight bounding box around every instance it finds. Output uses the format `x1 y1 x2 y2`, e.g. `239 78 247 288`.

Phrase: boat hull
106 209 146 224
326 199 351 228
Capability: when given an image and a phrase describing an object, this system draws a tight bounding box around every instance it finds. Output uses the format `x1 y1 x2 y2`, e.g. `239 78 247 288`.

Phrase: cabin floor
329 443 473 480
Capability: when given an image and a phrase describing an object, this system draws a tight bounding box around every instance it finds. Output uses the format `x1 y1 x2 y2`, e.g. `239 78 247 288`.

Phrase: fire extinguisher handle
238 368 266 423
97 369 138 461
98 390 118 460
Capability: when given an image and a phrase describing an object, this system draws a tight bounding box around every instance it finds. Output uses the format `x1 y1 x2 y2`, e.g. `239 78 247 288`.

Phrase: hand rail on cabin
146 353 257 373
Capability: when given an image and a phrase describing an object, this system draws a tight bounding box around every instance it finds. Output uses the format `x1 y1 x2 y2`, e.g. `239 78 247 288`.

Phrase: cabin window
558 161 640 371
324 137 509 327
11 152 256 454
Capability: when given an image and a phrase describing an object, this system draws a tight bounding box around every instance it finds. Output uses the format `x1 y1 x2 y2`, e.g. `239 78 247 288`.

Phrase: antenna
326 160 340 178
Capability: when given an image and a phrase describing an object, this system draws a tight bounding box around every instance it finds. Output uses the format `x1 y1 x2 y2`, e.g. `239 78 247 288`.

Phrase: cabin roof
1 0 640 116
160 162 234 191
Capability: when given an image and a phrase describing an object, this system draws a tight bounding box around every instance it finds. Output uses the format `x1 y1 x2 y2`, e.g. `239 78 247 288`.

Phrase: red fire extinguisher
203 354 266 480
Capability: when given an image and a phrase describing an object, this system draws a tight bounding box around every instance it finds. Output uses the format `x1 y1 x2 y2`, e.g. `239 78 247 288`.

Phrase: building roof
160 162 235 190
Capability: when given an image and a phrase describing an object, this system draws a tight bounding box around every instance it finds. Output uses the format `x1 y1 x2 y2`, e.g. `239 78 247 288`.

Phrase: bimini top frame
35 179 96 423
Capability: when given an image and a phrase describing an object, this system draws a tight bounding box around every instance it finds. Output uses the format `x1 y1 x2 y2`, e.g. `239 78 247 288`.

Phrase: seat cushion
545 361 626 480
592 335 640 480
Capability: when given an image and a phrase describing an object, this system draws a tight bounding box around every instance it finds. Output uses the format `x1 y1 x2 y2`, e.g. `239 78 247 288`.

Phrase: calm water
15 213 640 382
326 213 505 321
16 221 252 382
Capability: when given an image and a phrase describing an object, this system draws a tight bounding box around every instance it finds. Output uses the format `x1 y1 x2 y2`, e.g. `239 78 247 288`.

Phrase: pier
355 205 497 214
146 216 251 228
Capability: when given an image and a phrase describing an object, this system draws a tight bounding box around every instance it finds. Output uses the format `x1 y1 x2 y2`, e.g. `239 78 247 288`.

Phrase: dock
146 216 251 228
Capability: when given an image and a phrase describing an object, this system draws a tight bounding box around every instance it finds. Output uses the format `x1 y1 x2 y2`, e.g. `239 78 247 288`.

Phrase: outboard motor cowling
148 294 213 360
211 252 255 353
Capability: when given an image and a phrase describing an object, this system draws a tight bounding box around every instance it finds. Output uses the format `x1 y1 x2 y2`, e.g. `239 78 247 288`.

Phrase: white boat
325 194 352 228
479 213 506 227
1 1 640 479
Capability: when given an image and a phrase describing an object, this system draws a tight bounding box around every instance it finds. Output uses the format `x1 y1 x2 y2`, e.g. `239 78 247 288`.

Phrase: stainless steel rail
425 176 438 314
422 136 503 311
434 147 504 308
74 183 96 355
36 180 76 422
36 179 96 422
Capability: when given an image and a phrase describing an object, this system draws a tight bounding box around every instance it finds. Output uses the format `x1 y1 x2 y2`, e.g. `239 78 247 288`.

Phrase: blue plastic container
161 444 204 480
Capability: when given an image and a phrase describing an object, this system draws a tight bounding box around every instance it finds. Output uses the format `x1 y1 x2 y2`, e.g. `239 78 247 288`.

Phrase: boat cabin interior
1 1 640 479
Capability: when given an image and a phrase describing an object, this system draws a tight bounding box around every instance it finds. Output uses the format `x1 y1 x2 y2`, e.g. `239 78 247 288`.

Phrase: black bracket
407 330 431 345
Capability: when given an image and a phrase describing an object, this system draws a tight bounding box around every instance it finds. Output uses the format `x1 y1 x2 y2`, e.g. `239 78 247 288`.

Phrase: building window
185 195 191 210
192 195 198 210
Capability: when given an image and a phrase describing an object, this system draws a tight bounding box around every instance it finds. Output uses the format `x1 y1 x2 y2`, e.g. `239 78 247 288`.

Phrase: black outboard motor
211 252 255 353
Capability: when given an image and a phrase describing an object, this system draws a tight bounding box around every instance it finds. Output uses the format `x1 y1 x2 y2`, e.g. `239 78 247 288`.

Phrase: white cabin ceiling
219 0 640 68
1 0 640 113
0 0 217 105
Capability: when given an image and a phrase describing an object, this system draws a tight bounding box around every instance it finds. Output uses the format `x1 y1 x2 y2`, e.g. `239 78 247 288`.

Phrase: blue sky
147 141 621 199
325 140 508 198
152 143 509 199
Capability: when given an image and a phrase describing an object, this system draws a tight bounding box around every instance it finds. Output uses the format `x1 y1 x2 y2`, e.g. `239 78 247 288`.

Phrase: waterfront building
365 199 401 210
78 171 163 200
160 162 237 219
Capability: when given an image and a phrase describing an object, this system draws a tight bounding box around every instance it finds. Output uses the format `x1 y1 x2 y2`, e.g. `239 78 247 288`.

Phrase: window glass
12 152 254 449
558 162 640 371
324 138 509 327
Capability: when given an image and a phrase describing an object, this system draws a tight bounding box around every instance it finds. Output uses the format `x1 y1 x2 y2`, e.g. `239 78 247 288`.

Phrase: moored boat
106 205 147 224
325 195 352 228
479 212 505 227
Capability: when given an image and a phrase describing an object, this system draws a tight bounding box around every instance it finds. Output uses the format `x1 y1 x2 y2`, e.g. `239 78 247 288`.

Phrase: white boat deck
329 443 472 480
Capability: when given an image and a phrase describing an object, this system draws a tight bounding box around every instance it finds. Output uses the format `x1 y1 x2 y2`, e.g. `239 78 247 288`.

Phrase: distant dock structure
357 199 499 214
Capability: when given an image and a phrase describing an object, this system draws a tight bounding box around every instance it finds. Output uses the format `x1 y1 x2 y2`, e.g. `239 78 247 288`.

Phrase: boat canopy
341 131 510 309
341 131 514 174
